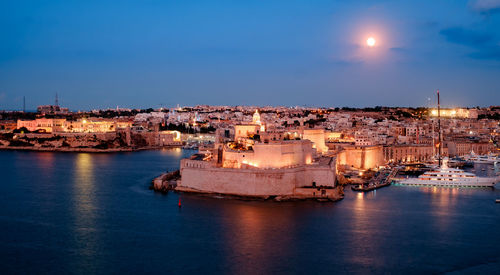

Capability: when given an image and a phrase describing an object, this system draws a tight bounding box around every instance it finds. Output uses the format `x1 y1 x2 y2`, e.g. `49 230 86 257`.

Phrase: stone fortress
176 110 343 201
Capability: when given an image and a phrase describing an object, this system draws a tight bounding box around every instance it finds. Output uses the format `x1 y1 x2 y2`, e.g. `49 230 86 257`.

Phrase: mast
437 89 441 167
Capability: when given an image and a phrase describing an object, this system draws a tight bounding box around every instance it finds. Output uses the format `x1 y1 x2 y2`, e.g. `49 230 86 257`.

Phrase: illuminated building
177 118 340 200
429 108 478 119
17 118 133 133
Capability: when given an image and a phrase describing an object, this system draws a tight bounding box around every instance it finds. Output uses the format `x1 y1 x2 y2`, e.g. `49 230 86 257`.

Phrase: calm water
1 150 499 274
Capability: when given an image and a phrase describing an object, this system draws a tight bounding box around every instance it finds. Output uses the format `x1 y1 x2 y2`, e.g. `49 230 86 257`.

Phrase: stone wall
337 145 384 169
178 157 336 197
302 129 328 154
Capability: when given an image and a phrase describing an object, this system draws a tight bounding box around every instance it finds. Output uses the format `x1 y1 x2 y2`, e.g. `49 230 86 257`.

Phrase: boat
447 157 473 168
399 90 499 188
463 152 499 164
399 159 499 188
352 169 396 192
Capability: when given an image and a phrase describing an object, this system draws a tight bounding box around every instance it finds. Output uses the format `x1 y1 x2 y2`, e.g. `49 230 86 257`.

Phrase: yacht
463 152 499 164
399 160 499 188
398 90 499 188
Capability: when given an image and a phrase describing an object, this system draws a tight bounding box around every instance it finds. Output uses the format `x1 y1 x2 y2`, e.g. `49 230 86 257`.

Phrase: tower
55 92 59 107
23 96 25 112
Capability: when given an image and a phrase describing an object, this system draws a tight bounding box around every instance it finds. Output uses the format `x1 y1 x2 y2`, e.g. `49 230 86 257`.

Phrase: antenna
55 92 59 107
23 96 26 112
437 89 441 167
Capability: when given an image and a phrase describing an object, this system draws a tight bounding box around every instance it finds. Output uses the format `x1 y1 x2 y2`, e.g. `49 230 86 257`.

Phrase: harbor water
0 150 499 274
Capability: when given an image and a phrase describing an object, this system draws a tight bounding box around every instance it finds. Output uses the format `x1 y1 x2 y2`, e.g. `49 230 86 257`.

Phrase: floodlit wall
337 145 384 169
222 140 314 169
302 129 328 154
179 158 336 197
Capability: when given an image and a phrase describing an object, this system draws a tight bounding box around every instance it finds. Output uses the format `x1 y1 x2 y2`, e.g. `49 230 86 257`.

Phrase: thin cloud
440 27 493 47
469 0 500 14
440 26 500 60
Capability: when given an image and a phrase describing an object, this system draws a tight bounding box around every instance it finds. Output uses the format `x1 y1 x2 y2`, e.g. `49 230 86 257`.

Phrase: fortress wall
179 159 336 196
338 145 384 169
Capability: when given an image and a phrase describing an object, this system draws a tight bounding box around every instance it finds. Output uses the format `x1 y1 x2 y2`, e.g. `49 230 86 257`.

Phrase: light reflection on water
222 202 297 274
71 153 100 271
421 187 460 231
32 152 57 213
161 147 183 156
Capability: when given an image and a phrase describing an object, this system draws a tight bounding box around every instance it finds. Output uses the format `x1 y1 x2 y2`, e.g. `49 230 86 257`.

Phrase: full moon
367 37 376 47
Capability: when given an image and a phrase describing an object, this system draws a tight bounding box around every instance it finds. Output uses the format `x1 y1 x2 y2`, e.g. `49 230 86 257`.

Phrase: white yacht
399 90 499 188
399 160 499 188
463 152 499 164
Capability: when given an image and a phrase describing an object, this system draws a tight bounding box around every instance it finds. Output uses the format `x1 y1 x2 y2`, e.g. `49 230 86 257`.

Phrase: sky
1 0 500 110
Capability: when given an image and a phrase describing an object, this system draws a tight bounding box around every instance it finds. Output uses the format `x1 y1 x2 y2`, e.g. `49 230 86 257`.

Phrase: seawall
176 158 343 202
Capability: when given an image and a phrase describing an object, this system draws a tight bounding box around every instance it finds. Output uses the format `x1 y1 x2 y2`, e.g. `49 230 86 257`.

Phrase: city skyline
1 0 500 110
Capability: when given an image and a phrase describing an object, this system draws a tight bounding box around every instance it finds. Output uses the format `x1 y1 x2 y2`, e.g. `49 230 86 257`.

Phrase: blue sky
1 0 499 110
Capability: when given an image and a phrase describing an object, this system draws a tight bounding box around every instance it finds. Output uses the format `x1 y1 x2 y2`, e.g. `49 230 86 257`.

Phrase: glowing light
431 110 438 116
367 37 376 47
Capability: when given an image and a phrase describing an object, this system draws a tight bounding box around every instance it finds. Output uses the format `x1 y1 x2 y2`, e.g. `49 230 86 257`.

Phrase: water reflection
160 147 183 156
71 153 99 271
29 152 57 216
222 202 297 273
346 191 380 265
420 186 461 231
34 152 55 177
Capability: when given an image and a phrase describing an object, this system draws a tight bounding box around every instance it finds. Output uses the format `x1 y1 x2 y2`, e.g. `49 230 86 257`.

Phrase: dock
351 168 398 192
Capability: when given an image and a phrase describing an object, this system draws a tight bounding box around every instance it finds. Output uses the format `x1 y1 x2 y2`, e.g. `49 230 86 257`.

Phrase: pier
351 168 398 192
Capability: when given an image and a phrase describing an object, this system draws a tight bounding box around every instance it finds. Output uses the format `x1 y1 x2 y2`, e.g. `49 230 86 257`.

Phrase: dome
252 109 261 125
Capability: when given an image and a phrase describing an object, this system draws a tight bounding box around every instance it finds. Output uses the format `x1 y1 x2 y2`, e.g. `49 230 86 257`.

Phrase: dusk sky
1 0 500 110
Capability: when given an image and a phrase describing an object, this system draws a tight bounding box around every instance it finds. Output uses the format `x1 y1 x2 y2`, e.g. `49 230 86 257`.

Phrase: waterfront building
17 118 66 133
446 140 493 156
177 125 340 200
16 118 133 133
382 144 445 163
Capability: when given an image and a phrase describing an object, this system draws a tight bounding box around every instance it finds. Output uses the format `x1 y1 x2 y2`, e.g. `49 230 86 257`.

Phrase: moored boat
399 160 498 188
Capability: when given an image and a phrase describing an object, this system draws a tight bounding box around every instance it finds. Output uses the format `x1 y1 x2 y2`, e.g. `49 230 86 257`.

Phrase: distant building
17 118 132 133
37 105 69 115
17 118 66 132
429 108 478 119
0 120 17 131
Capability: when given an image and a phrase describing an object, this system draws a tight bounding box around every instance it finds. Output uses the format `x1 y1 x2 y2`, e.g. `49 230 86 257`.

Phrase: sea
0 149 499 274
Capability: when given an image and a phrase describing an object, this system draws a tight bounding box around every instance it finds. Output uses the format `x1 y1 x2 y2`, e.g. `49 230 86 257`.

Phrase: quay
351 168 398 192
